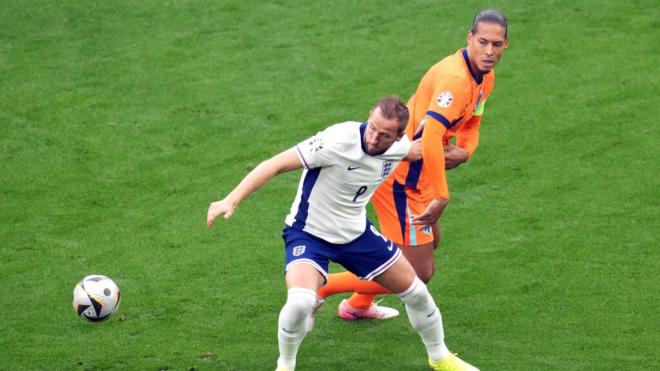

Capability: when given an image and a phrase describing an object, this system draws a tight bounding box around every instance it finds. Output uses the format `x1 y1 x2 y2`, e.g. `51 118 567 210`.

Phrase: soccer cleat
428 354 479 371
306 296 325 333
337 299 400 320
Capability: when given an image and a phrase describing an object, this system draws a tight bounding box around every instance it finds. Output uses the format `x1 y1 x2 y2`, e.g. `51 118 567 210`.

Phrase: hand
207 198 237 227
410 198 448 230
403 138 423 162
444 144 469 170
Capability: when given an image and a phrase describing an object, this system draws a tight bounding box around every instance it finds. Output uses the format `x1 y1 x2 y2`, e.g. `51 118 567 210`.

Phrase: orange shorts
371 177 434 246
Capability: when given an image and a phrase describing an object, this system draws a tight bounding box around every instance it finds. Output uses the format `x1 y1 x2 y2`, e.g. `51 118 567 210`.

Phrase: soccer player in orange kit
313 9 510 327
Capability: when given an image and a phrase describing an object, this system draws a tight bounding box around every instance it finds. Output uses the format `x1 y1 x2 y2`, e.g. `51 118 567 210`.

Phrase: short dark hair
471 9 508 38
373 96 409 133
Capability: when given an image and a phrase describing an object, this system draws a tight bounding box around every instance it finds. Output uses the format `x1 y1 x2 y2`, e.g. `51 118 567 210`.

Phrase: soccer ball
72 275 121 322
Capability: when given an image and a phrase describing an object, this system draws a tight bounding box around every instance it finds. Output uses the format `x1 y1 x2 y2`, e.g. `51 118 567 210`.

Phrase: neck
462 48 485 84
466 49 484 78
471 62 484 78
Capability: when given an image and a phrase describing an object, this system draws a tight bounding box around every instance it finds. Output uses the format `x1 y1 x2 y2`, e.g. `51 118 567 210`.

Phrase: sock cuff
287 287 317 302
396 276 424 299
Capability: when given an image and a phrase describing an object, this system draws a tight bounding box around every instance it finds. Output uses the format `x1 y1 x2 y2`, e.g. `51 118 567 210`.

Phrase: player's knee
417 269 434 283
398 277 432 308
414 263 436 283
284 287 316 318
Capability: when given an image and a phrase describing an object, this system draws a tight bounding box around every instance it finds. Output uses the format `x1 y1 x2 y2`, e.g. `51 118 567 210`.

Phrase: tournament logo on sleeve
307 136 324 153
436 91 453 108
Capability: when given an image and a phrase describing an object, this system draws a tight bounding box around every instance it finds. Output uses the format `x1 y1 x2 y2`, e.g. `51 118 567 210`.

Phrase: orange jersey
393 48 495 199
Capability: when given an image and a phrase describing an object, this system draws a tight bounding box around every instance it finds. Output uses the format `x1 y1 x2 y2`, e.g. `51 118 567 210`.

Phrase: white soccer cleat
337 299 399 320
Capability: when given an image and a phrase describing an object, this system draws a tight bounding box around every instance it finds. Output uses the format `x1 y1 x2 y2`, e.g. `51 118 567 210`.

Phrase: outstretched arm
207 148 302 227
411 116 450 230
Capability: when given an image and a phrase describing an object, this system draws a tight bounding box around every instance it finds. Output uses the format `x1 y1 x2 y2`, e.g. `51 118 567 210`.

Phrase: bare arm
409 197 448 230
454 115 482 159
207 148 302 227
403 138 423 162
444 144 470 169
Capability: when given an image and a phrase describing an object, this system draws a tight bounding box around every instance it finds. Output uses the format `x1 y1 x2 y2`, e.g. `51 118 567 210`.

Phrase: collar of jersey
461 48 486 85
359 122 368 154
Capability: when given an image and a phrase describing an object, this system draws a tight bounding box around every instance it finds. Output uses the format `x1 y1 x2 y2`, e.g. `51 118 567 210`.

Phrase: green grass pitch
1 0 658 369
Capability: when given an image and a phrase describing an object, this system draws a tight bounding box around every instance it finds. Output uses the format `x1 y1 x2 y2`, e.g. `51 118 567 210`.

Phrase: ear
503 38 509 49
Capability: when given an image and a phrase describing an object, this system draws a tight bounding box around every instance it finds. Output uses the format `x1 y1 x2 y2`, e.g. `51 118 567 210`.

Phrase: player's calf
277 288 316 370
397 277 450 362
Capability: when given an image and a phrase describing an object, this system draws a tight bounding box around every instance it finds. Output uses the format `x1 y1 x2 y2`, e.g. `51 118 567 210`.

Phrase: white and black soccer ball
72 275 121 322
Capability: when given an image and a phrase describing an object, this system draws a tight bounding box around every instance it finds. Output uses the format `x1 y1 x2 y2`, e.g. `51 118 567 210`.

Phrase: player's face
466 22 508 74
363 107 404 156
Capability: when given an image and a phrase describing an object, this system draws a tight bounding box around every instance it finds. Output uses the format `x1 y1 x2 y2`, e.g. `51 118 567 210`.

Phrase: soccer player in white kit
207 97 477 371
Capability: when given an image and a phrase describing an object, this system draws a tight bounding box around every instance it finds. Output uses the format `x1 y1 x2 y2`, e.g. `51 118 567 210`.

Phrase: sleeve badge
307 136 324 153
436 91 453 108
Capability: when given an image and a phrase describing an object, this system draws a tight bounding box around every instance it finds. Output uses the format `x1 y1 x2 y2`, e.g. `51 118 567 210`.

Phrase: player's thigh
285 263 325 290
406 190 435 245
372 254 417 294
397 242 436 282
432 223 441 250
282 227 331 287
333 223 400 281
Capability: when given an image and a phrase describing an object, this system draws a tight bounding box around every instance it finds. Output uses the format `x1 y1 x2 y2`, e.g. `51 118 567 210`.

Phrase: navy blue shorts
282 221 402 282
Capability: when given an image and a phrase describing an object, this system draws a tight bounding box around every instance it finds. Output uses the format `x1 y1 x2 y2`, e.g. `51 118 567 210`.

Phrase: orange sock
346 293 379 310
318 272 391 309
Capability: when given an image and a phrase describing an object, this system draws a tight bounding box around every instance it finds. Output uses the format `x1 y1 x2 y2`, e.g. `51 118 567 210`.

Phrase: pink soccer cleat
337 299 400 320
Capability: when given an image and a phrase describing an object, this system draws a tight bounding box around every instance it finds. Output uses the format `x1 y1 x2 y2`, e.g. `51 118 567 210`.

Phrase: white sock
397 277 450 362
277 287 317 370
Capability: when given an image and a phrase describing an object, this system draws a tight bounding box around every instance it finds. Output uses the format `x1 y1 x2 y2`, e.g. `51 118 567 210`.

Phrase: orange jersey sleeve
419 75 472 199
455 115 482 157
420 116 449 198
425 76 472 126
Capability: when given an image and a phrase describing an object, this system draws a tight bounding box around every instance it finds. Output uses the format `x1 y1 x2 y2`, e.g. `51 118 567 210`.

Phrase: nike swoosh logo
281 328 296 334
427 308 437 318
347 165 360 171
387 242 394 251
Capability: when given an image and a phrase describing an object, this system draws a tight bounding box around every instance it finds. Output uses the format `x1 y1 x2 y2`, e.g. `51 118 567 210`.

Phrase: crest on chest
381 160 393 178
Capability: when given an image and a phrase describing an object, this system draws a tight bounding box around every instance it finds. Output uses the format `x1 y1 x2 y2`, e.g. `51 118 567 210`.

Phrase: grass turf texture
1 0 658 369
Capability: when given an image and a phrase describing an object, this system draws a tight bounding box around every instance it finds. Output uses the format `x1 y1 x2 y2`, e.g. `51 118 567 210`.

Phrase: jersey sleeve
425 75 471 130
421 116 449 199
293 126 343 169
417 76 471 199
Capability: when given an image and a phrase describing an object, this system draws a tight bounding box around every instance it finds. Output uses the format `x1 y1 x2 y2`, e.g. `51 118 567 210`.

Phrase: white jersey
285 121 410 244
